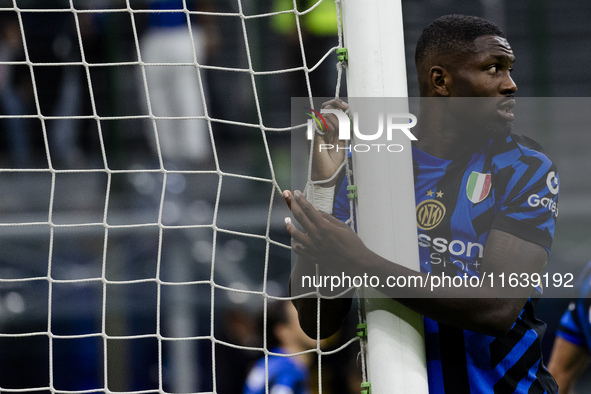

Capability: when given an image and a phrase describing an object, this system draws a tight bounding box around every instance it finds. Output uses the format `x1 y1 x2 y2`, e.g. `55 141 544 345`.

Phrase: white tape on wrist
305 183 335 214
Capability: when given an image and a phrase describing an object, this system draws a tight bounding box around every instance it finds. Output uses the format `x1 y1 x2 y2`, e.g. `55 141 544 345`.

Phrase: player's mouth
497 98 515 122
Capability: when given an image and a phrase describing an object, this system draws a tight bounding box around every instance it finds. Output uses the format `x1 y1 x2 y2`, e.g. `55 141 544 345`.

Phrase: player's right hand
310 98 349 185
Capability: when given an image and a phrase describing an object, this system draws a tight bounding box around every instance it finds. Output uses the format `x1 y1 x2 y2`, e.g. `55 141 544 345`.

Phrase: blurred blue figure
548 261 591 393
243 301 316 394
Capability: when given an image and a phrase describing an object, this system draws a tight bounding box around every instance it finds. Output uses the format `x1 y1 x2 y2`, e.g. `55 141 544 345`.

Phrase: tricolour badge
466 172 491 204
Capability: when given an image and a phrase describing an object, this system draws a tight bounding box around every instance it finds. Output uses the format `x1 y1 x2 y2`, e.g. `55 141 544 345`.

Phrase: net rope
0 0 365 393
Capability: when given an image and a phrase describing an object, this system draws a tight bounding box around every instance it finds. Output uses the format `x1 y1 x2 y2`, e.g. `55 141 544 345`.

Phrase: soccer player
284 14 560 393
243 301 316 394
547 261 591 393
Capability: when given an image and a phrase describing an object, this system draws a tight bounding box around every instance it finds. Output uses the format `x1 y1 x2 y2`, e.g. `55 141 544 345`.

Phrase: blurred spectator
139 0 214 165
243 300 318 394
261 0 341 127
27 8 85 168
270 0 341 98
0 16 30 167
215 307 260 394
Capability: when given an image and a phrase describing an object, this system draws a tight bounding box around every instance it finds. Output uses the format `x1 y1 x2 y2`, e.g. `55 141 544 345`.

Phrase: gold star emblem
426 190 434 197
436 190 444 198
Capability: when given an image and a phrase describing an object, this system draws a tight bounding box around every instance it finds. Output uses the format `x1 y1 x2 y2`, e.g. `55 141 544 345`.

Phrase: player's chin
485 121 513 141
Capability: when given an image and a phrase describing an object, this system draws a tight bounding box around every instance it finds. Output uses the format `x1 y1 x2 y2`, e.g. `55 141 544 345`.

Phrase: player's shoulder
510 133 544 151
576 260 591 299
490 133 557 173
244 353 301 393
508 134 555 165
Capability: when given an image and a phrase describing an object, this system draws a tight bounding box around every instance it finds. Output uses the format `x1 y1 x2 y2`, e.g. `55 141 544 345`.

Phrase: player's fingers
320 100 344 133
289 220 312 246
288 222 318 260
290 191 319 234
282 190 292 210
293 190 325 228
290 238 317 261
321 98 349 111
323 109 340 133
318 210 348 227
334 98 349 110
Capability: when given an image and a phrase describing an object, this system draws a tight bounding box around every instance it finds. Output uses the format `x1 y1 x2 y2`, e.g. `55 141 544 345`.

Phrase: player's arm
287 99 353 339
286 190 545 337
288 262 353 339
547 336 590 394
399 228 546 336
285 190 353 339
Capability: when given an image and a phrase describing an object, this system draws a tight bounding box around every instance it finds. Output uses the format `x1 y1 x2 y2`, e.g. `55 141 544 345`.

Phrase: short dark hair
415 14 505 68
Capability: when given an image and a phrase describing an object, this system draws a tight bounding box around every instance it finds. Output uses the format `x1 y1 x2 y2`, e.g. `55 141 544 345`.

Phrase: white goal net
0 0 363 393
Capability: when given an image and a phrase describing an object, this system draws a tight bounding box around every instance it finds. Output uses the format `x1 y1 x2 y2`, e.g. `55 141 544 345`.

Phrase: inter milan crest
466 172 491 204
416 190 446 230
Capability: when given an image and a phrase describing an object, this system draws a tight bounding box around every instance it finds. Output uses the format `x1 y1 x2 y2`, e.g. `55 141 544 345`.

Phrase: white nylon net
0 0 363 393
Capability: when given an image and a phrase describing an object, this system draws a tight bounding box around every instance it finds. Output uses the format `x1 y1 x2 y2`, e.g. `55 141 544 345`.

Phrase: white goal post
340 0 429 392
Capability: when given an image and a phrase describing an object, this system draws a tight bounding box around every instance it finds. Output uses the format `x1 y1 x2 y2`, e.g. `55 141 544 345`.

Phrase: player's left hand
283 190 369 273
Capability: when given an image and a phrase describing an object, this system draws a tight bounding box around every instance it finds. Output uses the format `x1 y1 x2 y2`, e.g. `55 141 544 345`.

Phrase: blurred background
0 0 589 393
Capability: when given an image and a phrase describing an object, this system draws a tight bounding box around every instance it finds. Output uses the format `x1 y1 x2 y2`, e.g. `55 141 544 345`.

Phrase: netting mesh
0 0 363 393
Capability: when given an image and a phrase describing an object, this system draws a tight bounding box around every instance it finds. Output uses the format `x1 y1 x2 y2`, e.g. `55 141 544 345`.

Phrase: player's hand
311 99 349 185
283 190 368 273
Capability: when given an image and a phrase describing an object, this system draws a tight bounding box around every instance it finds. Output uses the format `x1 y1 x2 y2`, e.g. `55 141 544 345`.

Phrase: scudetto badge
416 199 446 230
466 172 492 204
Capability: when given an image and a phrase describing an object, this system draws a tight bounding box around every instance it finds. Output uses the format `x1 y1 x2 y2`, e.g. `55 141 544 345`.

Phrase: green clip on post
361 382 371 394
356 323 367 340
347 185 357 200
337 47 348 62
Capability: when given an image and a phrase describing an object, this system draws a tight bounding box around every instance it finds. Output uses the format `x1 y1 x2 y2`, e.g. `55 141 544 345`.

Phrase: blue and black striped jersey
243 347 310 394
556 261 591 351
334 133 559 393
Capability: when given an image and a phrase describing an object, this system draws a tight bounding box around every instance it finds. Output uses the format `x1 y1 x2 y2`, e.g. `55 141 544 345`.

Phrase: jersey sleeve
269 385 296 394
333 173 351 223
555 261 591 350
556 302 587 348
243 364 266 394
490 147 559 252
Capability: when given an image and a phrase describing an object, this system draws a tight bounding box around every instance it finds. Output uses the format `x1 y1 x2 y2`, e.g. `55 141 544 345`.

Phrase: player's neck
413 99 494 159
413 119 486 160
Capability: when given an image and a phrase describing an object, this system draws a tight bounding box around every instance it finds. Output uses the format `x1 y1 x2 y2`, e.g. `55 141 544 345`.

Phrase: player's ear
429 66 450 97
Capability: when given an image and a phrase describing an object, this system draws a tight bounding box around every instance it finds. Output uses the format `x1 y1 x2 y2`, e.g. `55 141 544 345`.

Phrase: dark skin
415 35 518 158
548 336 590 393
285 35 549 339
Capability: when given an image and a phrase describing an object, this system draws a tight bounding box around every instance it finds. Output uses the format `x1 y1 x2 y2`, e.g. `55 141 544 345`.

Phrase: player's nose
500 73 517 95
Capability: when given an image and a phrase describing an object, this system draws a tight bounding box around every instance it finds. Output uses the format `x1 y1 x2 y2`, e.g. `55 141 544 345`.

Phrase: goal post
340 0 429 392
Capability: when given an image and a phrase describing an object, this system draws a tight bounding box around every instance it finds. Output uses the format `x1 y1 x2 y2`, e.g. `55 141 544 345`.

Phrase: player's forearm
287 190 529 335
400 297 523 336
289 256 353 339
548 337 591 394
349 249 527 335
290 293 352 339
547 370 574 394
